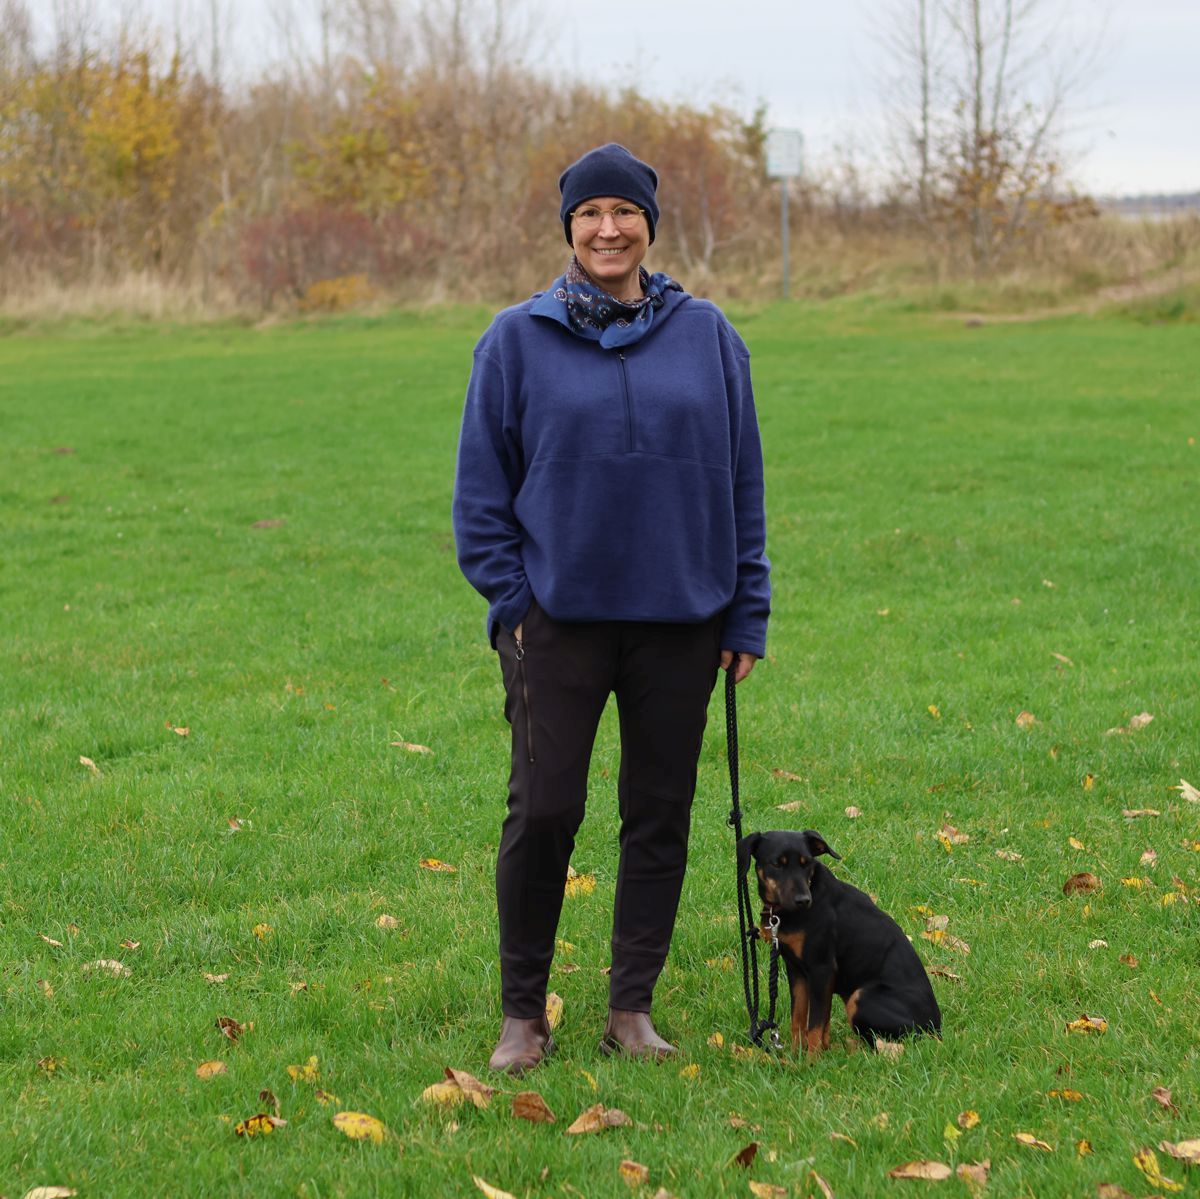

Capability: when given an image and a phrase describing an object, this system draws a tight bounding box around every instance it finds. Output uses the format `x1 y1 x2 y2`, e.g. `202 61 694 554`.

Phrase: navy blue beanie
558 143 659 245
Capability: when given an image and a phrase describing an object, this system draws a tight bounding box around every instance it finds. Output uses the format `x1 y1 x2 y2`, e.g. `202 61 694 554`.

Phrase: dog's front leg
803 967 835 1055
787 968 809 1052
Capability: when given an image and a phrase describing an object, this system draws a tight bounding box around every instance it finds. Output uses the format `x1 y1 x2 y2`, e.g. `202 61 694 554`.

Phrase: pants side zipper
514 633 535 764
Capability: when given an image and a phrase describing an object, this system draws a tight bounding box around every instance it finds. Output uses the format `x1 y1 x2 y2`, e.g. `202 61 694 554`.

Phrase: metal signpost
765 128 804 300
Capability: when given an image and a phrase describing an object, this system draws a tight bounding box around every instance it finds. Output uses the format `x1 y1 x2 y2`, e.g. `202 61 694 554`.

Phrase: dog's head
737 829 841 912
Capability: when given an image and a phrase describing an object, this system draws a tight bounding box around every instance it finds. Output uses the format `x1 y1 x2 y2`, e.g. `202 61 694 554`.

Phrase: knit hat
558 143 659 245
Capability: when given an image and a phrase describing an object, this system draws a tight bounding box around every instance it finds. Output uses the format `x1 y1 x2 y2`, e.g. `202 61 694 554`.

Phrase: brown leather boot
487 1015 555 1076
598 1008 677 1060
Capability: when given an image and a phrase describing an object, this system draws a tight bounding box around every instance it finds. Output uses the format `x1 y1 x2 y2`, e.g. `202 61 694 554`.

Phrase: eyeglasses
569 204 646 232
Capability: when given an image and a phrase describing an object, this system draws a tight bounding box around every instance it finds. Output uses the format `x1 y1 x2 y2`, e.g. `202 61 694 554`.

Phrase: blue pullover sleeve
717 322 771 658
452 345 533 642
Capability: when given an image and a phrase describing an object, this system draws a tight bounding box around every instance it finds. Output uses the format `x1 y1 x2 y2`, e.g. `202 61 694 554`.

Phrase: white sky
80 0 1200 196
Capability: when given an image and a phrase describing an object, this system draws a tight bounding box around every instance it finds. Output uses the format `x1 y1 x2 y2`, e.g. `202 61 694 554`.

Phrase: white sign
766 127 804 178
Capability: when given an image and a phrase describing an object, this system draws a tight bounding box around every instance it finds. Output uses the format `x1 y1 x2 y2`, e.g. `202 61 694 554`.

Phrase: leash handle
725 665 741 837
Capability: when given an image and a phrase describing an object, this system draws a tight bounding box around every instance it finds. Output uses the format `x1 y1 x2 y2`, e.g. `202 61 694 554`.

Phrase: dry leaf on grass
419 858 456 872
1052 652 1074 666
1083 774 1095 790
772 768 802 782
958 1110 981 1129
119 939 140 950
332 1111 387 1143
1095 1186 1133 1199
566 1103 632 1134
1123 809 1160 819
921 930 970 954
472 1176 516 1199
679 1063 700 1080
421 1081 464 1108
619 1161 650 1188
929 965 962 981
564 867 596 897
996 849 1022 861
314 1089 338 1105
1069 835 1087 849
1015 710 1038 730
287 1056 319 1084
38 933 64 947
1014 1132 1053 1151
82 959 130 978
748 1183 788 1199
775 800 803 812
1049 1089 1083 1102
545 992 563 1029
925 914 949 932
939 824 969 845
874 1040 904 1060
1175 778 1200 803
37 1056 61 1072
1106 712 1154 736
957 1161 990 1188
234 1113 286 1137
729 1142 758 1168
928 704 941 719
203 972 230 983
1066 1014 1108 1034
1063 872 1102 895
442 1068 494 1110
831 1131 859 1147
511 1091 555 1124
22 1189 78 1199
195 1060 227 1079
1158 1139 1200 1166
844 805 861 819
1151 1086 1179 1114
1076 1140 1094 1157
79 755 100 775
809 1168 835 1198
36 979 53 997
216 1016 251 1042
1133 1146 1184 1191
375 914 402 930
252 923 272 941
391 740 432 754
707 1032 725 1049
888 1160 952 1180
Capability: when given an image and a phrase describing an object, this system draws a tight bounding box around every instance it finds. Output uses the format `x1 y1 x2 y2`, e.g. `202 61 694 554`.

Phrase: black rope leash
725 664 782 1050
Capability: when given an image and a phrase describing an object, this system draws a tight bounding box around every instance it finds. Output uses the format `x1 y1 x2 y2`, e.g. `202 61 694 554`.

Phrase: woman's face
570 195 650 300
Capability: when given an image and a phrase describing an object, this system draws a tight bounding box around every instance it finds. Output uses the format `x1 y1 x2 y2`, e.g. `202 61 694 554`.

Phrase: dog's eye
798 857 809 867
777 855 788 867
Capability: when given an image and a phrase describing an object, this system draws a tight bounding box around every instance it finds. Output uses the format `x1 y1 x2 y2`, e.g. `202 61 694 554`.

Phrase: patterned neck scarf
556 255 683 346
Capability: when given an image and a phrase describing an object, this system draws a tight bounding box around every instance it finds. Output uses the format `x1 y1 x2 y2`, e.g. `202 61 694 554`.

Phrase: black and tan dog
737 829 941 1054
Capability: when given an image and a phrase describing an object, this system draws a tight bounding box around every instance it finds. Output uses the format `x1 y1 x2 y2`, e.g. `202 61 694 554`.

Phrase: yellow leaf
1083 774 1095 791
419 858 456 872
1048 1089 1083 1101
1159 1139 1200 1166
235 1113 286 1137
1013 1132 1053 1151
1076 1139 1093 1156
707 1032 725 1049
920 930 970 954
1133 1147 1184 1192
705 955 735 970
1068 835 1086 849
203 972 230 983
831 1131 859 1147
1015 710 1037 730
748 1183 788 1199
943 1122 961 1141
566 1103 631 1134
579 1069 598 1091
287 1056 319 1084
196 1060 227 1080
443 1068 495 1110
1120 876 1148 888
1065 1014 1108 1034
314 1090 339 1105
472 1176 517 1199
22 1190 78 1199
957 1110 981 1129
545 992 563 1030
375 914 402 929
845 805 861 818
511 1090 556 1124
421 1081 465 1108
332 1111 387 1143
679 1063 700 1080
888 1161 952 1180
252 923 272 941
38 933 64 947
619 1160 650 1188
928 704 941 719
938 824 969 845
564 868 596 897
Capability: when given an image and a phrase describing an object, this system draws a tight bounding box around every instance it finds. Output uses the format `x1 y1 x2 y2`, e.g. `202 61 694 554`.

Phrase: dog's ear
736 833 762 876
803 830 842 860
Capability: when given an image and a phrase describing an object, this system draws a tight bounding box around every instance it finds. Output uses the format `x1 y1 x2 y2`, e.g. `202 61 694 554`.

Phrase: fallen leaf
943 1122 960 1143
1088 939 1108 949
79 755 100 775
195 1060 227 1079
888 1161 952 1180
730 1142 758 1168
958 1110 981 1129
845 806 861 819
82 959 130 978
1140 849 1158 866
332 1111 387 1143
566 1103 632 1134
203 972 230 983
957 1161 990 1188
235 1113 286 1137
1015 711 1038 730
392 740 432 754
545 992 563 1030
772 769 802 782
1083 775 1095 791
1066 1015 1108 1034
1120 876 1149 888
286 1055 319 1084
1077 1140 1094 1157
511 1091 555 1123
1123 809 1160 819
252 923 272 940
375 913 402 929
260 1088 281 1116
564 868 595 897
1069 835 1087 849
871 1112 891 1130
925 914 949 932
1175 778 1200 803
775 800 803 812
939 823 968 845
619 1160 650 1188
929 966 962 981
1063 872 1102 895
314 1089 339 1105
707 1032 725 1049
831 1131 859 1147
1107 713 1154 735
921 930 970 954
1158 1139 1200 1166
748 1184 788 1199
1014 1132 1053 1151
38 934 64 947
1052 652 1074 666
421 1081 464 1107
1151 1086 1179 1114
21 1189 78 1199
1133 1147 1184 1191
1095 1186 1132 1198
471 1177 517 1199
251 518 286 529
119 939 140 951
1049 1089 1083 1102
419 858 456 872
1042 579 1055 588
995 849 1022 861
444 1067 495 1110
216 1016 249 1042
36 978 53 997
679 1063 700 1080
928 704 941 719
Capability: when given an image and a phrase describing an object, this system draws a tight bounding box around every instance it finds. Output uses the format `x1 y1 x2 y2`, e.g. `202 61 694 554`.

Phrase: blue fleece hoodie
452 277 771 657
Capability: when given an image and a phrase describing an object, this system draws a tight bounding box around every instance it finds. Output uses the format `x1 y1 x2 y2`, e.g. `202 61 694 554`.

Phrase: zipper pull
514 634 525 661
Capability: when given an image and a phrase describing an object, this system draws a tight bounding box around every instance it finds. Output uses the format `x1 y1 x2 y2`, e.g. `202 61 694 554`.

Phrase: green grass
2 302 1198 1197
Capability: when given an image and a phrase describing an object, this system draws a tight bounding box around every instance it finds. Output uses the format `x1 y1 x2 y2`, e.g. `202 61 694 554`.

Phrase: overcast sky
82 0 1200 196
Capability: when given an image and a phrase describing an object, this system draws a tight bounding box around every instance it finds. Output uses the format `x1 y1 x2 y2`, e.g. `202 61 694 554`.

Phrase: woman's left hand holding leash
720 650 758 684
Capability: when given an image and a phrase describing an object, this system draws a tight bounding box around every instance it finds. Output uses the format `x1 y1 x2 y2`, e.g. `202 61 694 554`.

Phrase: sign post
765 128 804 300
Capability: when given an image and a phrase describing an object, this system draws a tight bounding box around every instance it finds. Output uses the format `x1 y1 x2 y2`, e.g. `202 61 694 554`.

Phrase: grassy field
2 301 1198 1198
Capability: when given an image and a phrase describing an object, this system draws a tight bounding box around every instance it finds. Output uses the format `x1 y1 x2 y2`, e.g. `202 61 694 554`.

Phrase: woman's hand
720 650 758 684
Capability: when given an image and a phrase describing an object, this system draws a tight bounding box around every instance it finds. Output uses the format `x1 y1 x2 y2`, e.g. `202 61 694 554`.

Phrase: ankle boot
488 1014 555 1076
598 1008 676 1059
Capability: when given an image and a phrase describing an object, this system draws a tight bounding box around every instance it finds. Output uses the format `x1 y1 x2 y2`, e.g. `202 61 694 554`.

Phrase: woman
453 143 770 1074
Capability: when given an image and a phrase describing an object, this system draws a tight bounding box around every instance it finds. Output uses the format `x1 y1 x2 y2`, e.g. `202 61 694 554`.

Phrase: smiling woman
452 142 772 1076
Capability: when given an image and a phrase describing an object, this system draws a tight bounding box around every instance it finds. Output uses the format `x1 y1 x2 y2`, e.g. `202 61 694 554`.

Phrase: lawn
1 301 1198 1198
